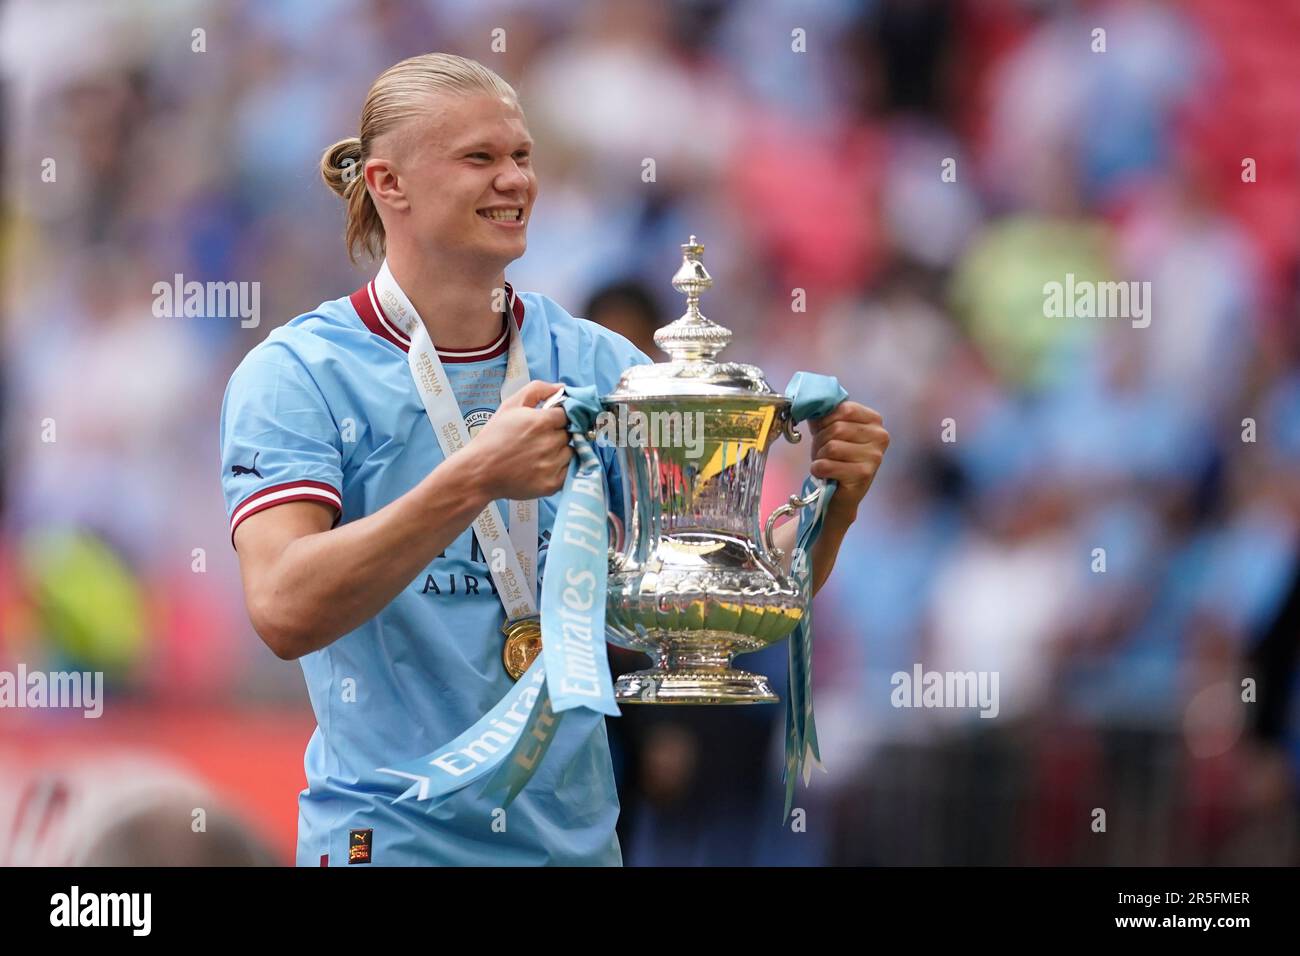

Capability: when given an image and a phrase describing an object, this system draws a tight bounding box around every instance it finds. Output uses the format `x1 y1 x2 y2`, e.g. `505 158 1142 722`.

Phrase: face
369 92 537 268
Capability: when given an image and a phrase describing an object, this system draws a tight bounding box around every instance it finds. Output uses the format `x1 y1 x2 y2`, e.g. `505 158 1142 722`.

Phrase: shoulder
517 290 654 392
225 293 377 395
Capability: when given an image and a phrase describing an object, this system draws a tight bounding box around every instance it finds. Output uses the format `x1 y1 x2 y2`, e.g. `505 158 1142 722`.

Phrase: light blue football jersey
219 278 653 866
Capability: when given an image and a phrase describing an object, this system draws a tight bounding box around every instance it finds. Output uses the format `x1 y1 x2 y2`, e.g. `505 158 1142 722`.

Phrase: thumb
501 379 563 410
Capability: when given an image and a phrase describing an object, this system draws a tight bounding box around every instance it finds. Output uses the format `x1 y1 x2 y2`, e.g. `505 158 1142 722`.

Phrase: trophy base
615 668 778 704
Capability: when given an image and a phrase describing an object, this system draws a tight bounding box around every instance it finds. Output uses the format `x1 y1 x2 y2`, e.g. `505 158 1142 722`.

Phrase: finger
542 435 573 460
814 437 887 463
537 406 569 430
529 436 570 469
811 420 886 450
537 386 568 410
811 457 880 485
503 380 562 410
811 403 882 430
812 426 890 459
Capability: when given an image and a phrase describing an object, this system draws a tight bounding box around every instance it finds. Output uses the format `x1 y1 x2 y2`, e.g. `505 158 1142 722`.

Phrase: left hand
808 401 890 525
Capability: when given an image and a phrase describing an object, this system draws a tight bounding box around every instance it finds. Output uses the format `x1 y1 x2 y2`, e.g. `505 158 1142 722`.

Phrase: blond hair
320 53 520 263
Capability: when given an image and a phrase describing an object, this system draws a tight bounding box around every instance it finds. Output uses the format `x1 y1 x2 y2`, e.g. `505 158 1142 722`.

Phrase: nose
494 158 531 196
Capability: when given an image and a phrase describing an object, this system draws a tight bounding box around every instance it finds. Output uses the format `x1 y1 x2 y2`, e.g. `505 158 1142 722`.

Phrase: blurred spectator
1 0 1297 865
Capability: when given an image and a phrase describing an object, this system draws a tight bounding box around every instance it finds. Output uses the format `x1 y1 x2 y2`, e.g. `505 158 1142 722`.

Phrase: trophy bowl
601 237 820 704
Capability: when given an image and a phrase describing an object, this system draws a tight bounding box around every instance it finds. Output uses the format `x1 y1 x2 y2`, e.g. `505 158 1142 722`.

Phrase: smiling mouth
477 208 524 223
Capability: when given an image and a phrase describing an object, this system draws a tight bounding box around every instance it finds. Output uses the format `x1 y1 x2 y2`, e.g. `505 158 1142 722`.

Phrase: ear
365 157 409 213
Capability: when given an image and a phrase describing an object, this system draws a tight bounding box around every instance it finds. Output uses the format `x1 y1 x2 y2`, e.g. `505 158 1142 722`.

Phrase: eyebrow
453 139 533 153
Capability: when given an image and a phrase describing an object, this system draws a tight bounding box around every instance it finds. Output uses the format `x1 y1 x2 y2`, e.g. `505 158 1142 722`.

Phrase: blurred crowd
2 0 1299 865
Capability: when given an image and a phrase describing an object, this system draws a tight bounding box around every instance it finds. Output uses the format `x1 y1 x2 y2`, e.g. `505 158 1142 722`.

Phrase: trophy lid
604 236 779 402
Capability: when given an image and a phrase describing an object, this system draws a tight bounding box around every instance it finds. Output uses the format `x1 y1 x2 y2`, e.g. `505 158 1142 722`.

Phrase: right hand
465 380 573 500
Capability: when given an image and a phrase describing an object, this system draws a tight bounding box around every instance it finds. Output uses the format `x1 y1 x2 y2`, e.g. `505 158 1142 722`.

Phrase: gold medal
501 616 543 681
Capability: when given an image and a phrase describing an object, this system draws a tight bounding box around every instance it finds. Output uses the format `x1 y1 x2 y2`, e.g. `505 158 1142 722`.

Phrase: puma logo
231 452 262 478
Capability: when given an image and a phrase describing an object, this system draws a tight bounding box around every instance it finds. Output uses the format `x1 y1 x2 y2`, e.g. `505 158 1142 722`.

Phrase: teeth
481 209 521 221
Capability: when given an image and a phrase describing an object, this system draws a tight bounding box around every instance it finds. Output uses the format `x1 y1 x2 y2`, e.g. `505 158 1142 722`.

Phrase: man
219 53 889 866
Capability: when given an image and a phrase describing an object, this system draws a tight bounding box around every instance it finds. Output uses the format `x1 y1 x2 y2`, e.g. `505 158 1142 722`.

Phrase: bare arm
234 454 488 660
772 400 890 597
773 511 853 598
234 380 572 660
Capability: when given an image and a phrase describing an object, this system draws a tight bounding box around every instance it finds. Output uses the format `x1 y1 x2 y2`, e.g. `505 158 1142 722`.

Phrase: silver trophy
602 236 821 704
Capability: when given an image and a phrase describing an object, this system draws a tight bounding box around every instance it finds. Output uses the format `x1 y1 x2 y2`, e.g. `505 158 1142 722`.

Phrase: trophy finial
656 235 732 361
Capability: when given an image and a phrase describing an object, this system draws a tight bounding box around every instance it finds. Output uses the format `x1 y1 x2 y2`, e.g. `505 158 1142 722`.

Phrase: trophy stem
614 644 779 704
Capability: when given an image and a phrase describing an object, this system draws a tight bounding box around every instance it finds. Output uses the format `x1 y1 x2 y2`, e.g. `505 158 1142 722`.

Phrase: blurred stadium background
2 0 1299 865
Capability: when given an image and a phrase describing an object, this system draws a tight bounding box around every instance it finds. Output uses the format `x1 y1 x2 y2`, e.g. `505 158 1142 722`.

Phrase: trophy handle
778 408 802 445
607 510 625 569
763 487 822 561
764 406 821 560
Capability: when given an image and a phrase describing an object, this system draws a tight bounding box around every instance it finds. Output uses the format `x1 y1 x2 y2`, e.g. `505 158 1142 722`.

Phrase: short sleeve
219 342 344 548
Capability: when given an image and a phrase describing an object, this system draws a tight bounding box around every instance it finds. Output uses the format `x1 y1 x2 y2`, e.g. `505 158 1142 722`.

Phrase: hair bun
320 136 364 197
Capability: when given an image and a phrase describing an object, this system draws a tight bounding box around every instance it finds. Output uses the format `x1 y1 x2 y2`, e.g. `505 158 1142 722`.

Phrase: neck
384 240 507 349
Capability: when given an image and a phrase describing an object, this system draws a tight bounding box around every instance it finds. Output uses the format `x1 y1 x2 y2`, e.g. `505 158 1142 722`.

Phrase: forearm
255 452 489 657
773 507 854 597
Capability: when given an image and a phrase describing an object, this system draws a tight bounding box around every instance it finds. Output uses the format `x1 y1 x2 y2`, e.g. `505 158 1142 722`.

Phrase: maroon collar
349 280 525 360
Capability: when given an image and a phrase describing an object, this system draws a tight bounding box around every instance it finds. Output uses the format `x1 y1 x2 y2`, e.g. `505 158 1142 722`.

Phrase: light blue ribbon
536 387 620 717
381 661 546 808
378 386 619 811
381 376 850 824
780 372 849 824
479 385 619 806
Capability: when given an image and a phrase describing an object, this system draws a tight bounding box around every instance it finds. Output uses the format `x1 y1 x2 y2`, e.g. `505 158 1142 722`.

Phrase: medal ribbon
380 261 539 619
779 372 849 824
